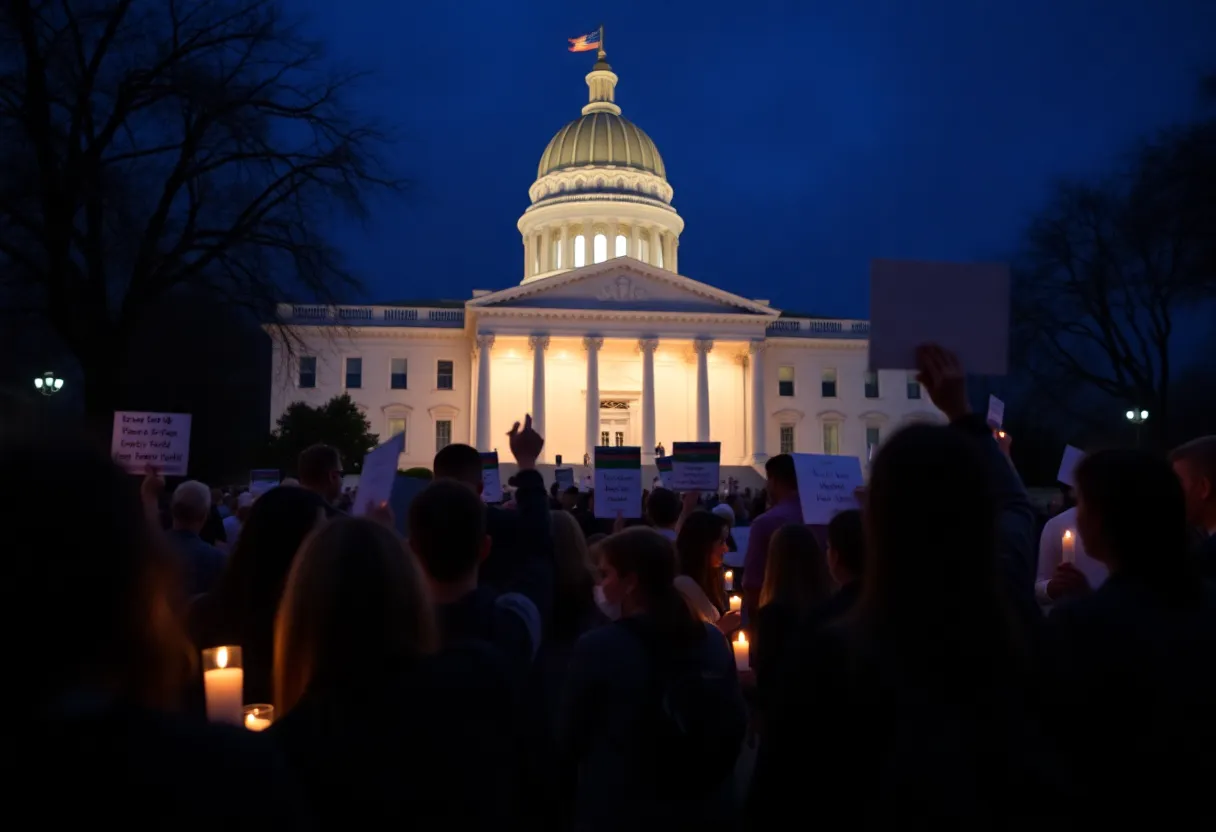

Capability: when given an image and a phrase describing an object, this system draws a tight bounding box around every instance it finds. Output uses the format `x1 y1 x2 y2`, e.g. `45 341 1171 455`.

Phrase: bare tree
0 0 397 427
1012 94 1216 446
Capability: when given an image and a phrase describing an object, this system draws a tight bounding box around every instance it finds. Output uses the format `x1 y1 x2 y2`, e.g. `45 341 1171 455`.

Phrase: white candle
203 646 244 726
733 631 750 671
1062 530 1076 565
729 595 742 613
245 713 271 732
724 570 734 590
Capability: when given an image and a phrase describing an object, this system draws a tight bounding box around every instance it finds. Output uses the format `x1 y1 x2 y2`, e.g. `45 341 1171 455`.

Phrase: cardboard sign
481 451 502 503
791 453 864 525
986 395 1005 430
593 446 642 519
353 432 405 517
869 259 1011 375
1057 445 1085 488
249 469 280 496
111 411 192 476
670 441 721 492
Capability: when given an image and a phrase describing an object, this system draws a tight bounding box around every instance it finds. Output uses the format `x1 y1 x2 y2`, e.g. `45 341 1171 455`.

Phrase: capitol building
268 50 939 480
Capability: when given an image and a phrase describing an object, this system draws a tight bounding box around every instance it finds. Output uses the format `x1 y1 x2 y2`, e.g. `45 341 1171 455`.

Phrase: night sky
292 0 1215 318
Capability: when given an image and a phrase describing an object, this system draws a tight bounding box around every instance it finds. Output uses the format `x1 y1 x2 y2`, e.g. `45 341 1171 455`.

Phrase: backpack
616 617 747 798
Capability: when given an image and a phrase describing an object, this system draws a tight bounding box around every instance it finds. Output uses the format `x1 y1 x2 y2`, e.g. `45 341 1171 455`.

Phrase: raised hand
915 344 970 421
507 413 544 470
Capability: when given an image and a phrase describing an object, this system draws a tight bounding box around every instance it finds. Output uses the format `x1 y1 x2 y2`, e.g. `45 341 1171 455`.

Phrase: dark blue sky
294 0 1214 318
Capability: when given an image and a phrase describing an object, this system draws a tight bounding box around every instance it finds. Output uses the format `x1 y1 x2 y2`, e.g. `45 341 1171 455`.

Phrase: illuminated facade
268 51 939 473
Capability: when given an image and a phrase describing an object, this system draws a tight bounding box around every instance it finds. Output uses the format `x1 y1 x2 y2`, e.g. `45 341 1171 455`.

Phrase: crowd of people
11 343 1216 829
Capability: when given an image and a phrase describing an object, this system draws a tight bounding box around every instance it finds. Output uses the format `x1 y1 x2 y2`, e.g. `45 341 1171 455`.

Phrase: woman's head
550 510 596 615
2 434 191 708
675 510 730 608
274 517 437 713
597 527 678 613
759 524 832 609
1075 449 1197 599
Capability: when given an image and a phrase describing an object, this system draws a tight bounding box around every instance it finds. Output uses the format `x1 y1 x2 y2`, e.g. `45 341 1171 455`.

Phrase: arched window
574 235 586 268
614 234 627 258
593 233 607 264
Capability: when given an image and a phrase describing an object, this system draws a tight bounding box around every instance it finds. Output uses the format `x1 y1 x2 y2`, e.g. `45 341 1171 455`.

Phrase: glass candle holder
201 646 244 726
243 704 275 732
728 595 742 613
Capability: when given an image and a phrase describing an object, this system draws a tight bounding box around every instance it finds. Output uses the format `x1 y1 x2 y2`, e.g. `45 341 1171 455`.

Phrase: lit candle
729 595 742 613
724 570 734 590
202 645 244 726
245 713 271 732
1062 530 1076 565
733 631 750 671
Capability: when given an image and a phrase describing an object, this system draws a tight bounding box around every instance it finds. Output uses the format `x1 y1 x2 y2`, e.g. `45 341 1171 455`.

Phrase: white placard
555 467 575 491
869 259 1011 375
353 432 405 517
669 442 721 492
656 457 674 489
791 453 865 525
724 527 749 568
986 395 1005 429
481 451 503 503
594 447 642 519
111 411 192 476
1057 445 1085 488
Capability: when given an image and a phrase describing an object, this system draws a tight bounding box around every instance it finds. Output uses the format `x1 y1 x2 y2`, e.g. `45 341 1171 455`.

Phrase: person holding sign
741 454 803 616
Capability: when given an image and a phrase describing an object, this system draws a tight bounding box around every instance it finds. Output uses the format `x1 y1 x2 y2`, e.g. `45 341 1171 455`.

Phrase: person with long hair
269 516 514 826
5 434 306 826
558 527 746 830
749 344 1064 826
1045 449 1216 821
675 509 741 633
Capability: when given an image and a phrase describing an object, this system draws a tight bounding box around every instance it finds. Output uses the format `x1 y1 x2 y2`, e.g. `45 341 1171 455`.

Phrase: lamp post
33 371 64 397
1125 408 1149 448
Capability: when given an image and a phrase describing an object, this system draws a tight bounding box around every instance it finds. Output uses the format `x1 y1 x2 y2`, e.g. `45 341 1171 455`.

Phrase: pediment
467 258 779 317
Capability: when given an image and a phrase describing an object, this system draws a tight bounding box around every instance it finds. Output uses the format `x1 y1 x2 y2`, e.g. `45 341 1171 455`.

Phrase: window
387 417 406 440
615 234 627 258
614 431 624 447
390 358 408 390
573 235 586 268
436 360 453 390
435 420 452 452
864 370 879 399
822 422 840 455
298 356 317 388
344 357 362 389
866 426 881 458
593 233 607 264
600 431 609 446
821 368 837 398
780 425 795 454
906 372 921 399
778 365 795 397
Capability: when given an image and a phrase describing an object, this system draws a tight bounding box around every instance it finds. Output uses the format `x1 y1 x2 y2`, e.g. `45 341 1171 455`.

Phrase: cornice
763 337 867 351
469 307 773 327
268 325 469 342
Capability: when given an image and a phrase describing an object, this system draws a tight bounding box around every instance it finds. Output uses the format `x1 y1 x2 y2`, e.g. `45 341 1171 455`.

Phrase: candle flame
216 646 228 669
735 631 748 647
1063 530 1073 542
724 570 733 578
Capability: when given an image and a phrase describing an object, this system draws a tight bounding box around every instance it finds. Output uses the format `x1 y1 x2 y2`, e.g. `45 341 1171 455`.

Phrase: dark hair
3 434 192 709
433 443 482 486
827 509 865 578
297 444 341 487
1075 449 1200 604
765 454 797 489
675 510 729 611
408 480 486 582
647 487 682 527
760 523 832 609
600 527 703 648
864 424 1025 677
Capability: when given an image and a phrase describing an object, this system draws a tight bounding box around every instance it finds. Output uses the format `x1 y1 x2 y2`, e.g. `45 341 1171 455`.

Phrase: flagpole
598 23 605 58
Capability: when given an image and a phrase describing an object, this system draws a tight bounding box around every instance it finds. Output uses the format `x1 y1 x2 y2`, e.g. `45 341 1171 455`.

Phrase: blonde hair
274 517 437 713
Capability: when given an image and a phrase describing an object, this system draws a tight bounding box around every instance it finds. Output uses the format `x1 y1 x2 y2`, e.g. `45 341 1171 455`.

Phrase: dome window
614 235 627 258
593 234 608 264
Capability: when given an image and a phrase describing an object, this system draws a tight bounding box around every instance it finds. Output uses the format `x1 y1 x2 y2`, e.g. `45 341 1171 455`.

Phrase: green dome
537 112 666 180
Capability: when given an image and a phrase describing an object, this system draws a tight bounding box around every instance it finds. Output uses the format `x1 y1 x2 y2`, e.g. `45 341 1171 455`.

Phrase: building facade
268 50 939 473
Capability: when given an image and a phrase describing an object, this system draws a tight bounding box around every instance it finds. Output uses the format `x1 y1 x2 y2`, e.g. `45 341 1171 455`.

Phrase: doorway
599 399 632 447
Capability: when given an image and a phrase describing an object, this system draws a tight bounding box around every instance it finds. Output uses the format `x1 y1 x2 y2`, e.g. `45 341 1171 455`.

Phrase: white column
639 338 659 461
630 224 640 259
584 336 603 458
560 224 570 269
523 233 532 276
529 335 549 458
662 235 673 271
649 226 661 267
749 341 767 463
584 220 596 265
694 338 713 441
671 237 679 273
474 334 495 450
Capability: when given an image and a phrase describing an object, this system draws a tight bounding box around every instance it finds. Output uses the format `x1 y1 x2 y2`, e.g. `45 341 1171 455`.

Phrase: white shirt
1036 506 1109 604
674 574 721 624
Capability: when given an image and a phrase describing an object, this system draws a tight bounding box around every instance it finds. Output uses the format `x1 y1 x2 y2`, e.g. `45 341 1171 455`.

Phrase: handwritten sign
986 395 1005 430
249 469 280 496
670 442 721 492
594 446 642 519
481 451 503 503
1057 445 1085 488
353 432 405 517
791 453 864 525
111 411 192 476
555 467 575 491
655 456 673 489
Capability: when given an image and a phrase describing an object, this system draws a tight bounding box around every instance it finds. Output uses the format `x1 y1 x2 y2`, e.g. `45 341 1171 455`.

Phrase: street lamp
1125 408 1149 448
34 371 64 396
